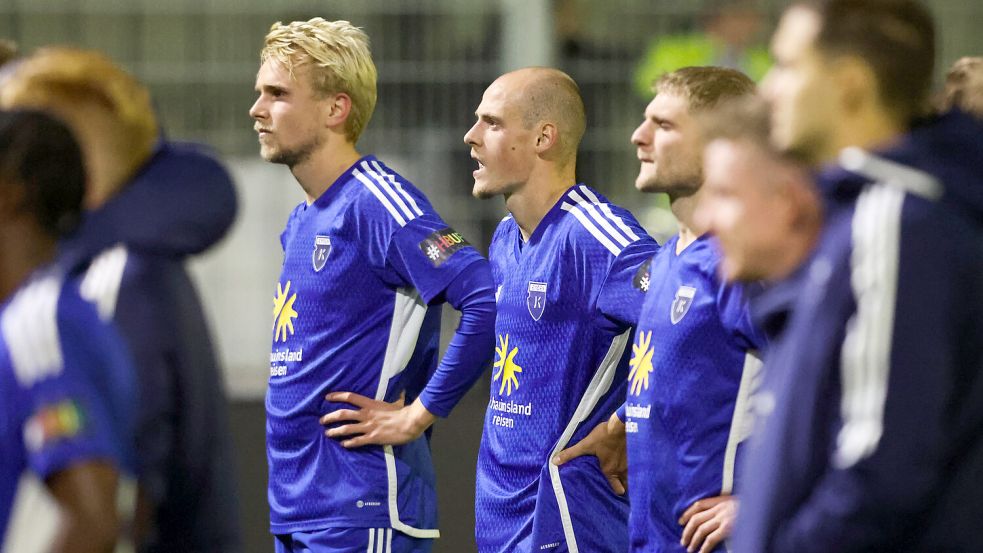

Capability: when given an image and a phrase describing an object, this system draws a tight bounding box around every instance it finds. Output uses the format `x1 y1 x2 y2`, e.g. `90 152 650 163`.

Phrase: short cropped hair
518 68 586 164
698 95 773 150
0 110 85 238
261 18 378 143
803 0 935 120
654 66 756 112
0 47 159 178
940 57 983 117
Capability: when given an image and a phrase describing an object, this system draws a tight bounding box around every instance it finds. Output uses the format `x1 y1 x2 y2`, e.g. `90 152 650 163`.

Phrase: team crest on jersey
527 281 547 321
670 285 696 324
419 227 470 268
312 235 332 272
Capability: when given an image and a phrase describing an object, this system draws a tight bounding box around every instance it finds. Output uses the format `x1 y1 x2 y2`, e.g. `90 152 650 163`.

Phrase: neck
0 223 56 302
669 185 706 252
821 108 905 165
505 164 575 241
291 140 362 204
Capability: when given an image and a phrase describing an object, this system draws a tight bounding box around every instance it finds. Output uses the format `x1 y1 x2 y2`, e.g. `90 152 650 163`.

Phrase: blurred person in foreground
602 66 765 553
0 109 136 553
939 56 983 118
694 95 821 347
735 0 983 551
249 18 495 553
0 48 242 553
465 66 658 553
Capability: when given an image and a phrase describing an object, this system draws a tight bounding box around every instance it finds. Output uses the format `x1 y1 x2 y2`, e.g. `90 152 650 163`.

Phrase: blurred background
2 0 980 551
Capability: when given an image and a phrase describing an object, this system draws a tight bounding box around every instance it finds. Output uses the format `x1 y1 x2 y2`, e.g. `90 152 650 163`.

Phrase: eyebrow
477 113 502 125
256 82 288 94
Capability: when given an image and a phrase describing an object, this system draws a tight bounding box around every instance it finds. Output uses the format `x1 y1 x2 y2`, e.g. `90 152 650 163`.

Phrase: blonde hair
941 56 983 118
0 47 158 176
261 18 378 143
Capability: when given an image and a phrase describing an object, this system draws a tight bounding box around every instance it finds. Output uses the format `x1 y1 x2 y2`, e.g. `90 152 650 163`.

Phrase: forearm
417 261 496 417
48 461 121 553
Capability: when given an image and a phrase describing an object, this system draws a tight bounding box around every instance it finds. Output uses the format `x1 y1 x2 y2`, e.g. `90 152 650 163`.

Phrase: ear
784 172 822 230
534 122 559 155
832 56 879 115
322 92 354 130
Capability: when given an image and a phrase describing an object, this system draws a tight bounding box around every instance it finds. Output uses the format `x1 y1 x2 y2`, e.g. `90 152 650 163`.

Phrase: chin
635 178 660 194
472 182 495 200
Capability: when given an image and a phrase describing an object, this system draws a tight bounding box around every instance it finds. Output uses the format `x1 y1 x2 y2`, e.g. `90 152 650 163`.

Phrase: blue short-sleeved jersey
475 184 659 553
0 271 136 545
625 235 762 552
267 155 486 537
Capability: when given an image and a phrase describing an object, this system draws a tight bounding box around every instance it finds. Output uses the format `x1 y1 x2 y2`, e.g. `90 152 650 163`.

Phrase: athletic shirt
0 270 136 547
624 234 763 552
267 155 485 536
475 184 658 553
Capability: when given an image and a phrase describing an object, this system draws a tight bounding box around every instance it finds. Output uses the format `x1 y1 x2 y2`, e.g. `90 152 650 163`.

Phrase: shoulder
0 272 72 389
346 157 436 230
559 185 648 258
491 214 515 245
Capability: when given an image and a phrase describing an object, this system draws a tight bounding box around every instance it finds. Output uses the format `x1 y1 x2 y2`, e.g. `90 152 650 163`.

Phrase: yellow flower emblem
272 281 299 343
628 330 655 396
493 333 523 396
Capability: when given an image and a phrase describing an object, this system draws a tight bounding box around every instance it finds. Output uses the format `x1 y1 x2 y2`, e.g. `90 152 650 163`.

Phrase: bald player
465 67 659 553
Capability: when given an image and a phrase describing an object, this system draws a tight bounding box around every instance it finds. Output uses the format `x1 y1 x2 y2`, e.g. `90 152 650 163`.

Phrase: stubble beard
264 135 322 169
639 164 703 198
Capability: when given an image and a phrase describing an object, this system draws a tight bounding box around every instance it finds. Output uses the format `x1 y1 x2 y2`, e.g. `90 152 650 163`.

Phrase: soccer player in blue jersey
733 1 983 550
0 110 136 552
465 67 659 553
614 66 763 553
249 18 496 553
1 48 242 553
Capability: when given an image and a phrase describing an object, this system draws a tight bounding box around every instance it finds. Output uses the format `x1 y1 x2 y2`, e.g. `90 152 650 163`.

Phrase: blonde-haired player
250 19 495 553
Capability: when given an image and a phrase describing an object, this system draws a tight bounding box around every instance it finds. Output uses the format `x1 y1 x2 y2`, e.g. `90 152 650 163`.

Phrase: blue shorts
274 527 434 553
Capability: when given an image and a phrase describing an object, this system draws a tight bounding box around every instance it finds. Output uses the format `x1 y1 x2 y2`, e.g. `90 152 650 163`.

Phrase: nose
630 120 650 147
249 95 266 121
463 122 480 147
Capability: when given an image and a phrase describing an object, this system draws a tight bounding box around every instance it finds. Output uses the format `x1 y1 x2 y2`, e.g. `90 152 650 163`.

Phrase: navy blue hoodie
735 111 983 552
59 141 242 553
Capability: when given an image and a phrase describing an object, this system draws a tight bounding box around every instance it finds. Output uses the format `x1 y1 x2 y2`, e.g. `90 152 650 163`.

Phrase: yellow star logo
272 281 298 343
493 333 522 396
628 330 654 396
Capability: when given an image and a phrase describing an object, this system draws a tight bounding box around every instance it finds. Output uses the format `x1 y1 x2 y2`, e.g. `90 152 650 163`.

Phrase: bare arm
47 461 121 553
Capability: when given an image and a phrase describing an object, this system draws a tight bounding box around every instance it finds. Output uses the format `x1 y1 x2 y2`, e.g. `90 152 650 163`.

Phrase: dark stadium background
3 1 980 550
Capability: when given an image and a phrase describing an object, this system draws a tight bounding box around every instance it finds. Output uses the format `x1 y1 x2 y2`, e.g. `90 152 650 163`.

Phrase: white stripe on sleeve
834 183 904 468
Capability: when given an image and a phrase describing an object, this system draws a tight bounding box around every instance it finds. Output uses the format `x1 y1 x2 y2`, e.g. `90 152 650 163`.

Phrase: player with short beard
250 18 496 553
